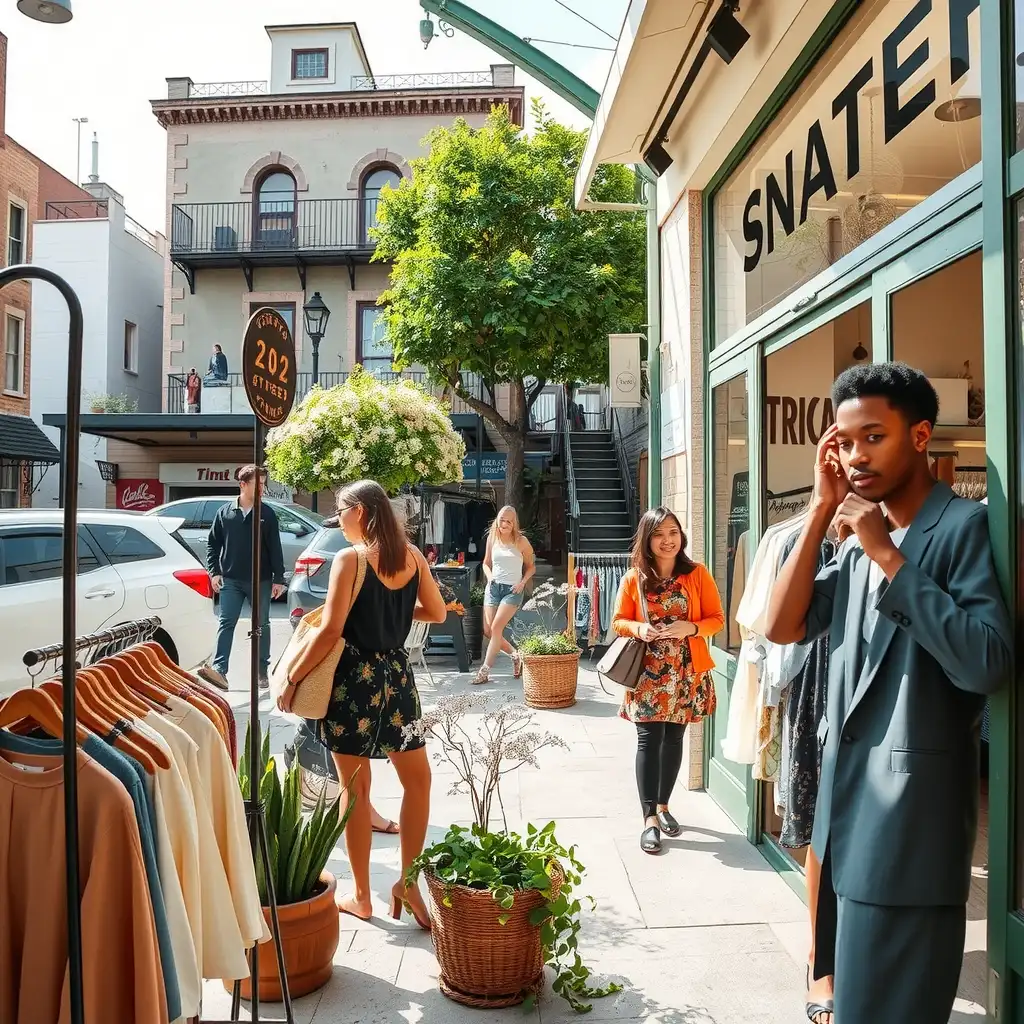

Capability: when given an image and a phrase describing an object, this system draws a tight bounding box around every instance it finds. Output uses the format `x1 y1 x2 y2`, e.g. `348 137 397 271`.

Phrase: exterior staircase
569 429 635 553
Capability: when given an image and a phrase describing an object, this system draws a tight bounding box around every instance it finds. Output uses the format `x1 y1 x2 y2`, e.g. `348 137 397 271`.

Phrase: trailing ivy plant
407 821 621 1013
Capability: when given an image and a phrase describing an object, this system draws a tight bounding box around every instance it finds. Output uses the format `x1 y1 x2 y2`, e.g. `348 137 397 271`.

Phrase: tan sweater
0 747 168 1024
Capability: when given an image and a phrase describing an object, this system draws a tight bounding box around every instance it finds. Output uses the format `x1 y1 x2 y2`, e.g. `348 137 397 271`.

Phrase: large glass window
713 0 981 346
361 166 402 241
357 303 393 375
712 375 749 655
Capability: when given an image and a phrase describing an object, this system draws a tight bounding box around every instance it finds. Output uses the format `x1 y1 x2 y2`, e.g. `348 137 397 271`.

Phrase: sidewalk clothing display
613 568 722 725
567 554 631 648
0 639 263 1024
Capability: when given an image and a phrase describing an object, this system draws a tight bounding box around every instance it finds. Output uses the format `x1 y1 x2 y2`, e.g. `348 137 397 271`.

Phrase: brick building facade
0 30 97 505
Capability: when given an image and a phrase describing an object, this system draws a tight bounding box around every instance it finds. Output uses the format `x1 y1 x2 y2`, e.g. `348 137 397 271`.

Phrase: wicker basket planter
425 864 563 1008
228 872 340 1002
522 651 581 709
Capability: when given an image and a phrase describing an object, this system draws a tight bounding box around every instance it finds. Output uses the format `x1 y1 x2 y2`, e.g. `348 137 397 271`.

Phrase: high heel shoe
390 882 432 931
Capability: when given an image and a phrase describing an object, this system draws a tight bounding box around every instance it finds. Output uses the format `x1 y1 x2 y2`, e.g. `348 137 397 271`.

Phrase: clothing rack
767 484 813 501
566 551 631 634
23 616 162 670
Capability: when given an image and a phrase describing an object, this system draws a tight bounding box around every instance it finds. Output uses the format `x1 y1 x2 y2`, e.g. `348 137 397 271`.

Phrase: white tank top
490 540 523 585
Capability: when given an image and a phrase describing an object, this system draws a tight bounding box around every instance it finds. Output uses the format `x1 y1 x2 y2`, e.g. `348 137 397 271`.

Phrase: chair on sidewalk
405 620 433 683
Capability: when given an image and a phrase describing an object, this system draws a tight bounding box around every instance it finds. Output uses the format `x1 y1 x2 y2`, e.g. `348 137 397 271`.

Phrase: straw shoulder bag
595 577 650 690
270 546 367 719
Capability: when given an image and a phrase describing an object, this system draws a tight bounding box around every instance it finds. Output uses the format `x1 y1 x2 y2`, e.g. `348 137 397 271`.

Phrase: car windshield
314 527 350 554
281 502 324 525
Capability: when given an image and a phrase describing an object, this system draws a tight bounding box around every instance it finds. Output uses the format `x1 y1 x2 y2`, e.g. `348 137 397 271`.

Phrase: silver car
146 497 324 583
286 524 351 629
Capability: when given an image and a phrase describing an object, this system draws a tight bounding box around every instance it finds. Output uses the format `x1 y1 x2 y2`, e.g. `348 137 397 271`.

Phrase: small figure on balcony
186 368 201 413
205 343 229 383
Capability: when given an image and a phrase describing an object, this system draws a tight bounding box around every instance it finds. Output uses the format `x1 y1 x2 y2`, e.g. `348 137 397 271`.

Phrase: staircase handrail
612 407 639 532
560 390 580 552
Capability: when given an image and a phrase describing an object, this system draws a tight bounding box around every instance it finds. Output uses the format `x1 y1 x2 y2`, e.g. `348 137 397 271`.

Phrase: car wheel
154 630 179 665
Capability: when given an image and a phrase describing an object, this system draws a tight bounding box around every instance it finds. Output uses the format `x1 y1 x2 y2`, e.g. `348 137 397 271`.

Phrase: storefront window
711 376 749 655
713 0 981 346
1016 2 1024 150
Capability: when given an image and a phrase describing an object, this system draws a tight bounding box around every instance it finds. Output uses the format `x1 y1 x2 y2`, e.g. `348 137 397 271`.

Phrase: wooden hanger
0 687 90 746
37 679 162 774
104 649 175 709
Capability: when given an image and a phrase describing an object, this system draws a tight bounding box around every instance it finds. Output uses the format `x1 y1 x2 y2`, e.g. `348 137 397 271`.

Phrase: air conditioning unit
213 225 237 251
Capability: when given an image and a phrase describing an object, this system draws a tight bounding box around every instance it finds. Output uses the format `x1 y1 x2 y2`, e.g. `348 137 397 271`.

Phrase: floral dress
620 575 717 725
319 565 425 758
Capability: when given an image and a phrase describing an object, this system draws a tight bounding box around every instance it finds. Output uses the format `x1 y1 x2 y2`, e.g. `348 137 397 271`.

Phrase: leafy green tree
372 100 645 509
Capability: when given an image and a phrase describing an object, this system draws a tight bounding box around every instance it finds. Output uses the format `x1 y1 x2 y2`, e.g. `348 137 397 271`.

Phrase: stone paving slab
200 610 979 1023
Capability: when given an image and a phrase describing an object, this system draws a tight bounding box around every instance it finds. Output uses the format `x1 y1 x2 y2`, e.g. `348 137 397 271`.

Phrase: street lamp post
302 291 331 511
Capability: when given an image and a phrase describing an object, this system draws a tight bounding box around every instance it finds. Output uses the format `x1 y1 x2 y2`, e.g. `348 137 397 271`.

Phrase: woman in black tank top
282 480 446 928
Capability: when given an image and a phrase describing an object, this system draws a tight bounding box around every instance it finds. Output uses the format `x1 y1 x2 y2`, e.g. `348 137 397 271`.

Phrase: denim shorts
484 581 523 608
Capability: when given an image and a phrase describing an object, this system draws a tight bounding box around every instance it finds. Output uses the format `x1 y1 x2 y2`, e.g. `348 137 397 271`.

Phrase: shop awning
0 413 60 464
574 0 706 208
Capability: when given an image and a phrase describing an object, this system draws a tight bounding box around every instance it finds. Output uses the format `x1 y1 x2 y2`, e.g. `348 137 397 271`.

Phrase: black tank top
342 563 420 651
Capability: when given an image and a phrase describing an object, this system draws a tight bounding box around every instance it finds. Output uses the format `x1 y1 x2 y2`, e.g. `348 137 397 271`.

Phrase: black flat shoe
640 826 662 854
656 810 682 837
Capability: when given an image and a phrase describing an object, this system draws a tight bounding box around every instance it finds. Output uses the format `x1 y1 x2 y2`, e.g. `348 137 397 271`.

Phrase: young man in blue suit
766 362 1011 1023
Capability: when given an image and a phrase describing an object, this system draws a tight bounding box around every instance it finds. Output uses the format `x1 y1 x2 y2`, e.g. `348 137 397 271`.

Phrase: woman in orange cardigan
613 506 725 854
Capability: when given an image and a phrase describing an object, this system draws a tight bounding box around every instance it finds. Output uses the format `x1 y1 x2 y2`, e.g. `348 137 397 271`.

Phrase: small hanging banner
608 333 643 407
242 306 296 427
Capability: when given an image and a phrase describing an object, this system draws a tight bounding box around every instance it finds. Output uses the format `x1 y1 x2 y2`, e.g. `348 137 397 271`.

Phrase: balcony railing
44 200 109 220
351 71 494 90
165 370 485 416
170 198 380 257
190 80 269 98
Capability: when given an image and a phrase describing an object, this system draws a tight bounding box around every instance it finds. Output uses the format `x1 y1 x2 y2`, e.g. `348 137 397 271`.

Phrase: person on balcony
185 368 201 413
205 343 229 383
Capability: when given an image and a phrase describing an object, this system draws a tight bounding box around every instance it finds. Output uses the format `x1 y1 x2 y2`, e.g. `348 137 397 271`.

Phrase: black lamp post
302 291 331 510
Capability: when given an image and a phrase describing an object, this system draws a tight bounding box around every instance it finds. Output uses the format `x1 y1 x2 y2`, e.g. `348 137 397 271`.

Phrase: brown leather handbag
595 579 650 690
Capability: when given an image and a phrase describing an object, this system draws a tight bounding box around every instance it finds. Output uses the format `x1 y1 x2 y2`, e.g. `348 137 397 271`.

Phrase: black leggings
635 721 687 820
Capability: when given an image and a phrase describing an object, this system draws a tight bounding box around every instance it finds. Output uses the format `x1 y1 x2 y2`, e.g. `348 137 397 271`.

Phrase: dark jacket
207 499 286 585
803 483 1012 907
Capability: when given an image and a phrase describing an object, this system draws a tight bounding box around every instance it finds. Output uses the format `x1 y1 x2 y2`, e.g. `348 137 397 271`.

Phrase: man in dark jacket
200 464 285 691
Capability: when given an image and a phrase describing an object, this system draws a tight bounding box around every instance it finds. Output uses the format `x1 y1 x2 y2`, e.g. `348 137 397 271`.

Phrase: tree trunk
504 430 527 513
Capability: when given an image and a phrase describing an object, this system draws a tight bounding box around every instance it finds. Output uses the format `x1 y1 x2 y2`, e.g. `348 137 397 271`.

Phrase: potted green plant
403 694 620 1012
87 392 138 414
463 582 486 660
230 728 354 1001
516 582 580 709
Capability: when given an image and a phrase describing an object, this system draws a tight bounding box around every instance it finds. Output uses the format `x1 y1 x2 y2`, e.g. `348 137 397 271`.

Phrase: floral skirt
318 642 424 759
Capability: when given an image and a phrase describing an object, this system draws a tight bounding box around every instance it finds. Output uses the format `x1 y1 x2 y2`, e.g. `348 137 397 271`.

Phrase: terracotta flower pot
426 864 563 1008
227 871 340 1002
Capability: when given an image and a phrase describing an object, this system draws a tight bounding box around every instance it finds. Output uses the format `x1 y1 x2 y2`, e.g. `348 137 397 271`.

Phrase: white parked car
146 497 324 584
0 508 215 697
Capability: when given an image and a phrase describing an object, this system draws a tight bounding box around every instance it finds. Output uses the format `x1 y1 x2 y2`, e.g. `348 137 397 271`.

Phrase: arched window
255 169 297 249
360 165 402 241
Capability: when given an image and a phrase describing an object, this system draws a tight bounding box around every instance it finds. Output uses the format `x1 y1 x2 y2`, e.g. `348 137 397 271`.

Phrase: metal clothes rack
566 551 631 634
23 616 162 671
766 484 813 501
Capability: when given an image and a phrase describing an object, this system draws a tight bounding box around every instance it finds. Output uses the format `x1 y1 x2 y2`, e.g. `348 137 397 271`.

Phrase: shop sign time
742 0 979 273
242 307 296 427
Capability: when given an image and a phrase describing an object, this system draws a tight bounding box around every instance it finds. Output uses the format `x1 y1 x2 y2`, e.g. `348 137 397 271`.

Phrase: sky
4 0 627 232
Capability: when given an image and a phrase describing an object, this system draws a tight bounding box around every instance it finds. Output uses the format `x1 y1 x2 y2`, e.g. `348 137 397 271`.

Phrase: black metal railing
170 198 383 257
612 407 639 531
561 390 580 553
165 369 485 415
44 200 109 220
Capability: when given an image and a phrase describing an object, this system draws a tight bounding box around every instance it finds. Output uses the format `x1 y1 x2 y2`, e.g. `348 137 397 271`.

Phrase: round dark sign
242 306 296 427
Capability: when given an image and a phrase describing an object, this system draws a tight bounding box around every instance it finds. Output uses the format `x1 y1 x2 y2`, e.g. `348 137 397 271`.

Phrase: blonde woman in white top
474 505 535 684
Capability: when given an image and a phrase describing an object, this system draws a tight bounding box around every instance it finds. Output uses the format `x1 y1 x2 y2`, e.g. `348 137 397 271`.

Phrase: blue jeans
213 578 272 676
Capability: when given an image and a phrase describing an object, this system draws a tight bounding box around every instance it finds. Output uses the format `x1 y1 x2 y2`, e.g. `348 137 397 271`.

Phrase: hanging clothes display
721 510 838 849
566 553 631 648
2 621 265 1024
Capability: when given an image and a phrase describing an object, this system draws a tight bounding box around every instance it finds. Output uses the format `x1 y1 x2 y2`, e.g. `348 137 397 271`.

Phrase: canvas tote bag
270 547 367 718
595 574 650 690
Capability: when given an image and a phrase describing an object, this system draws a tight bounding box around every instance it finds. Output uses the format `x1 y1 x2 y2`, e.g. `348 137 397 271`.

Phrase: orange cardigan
612 565 724 675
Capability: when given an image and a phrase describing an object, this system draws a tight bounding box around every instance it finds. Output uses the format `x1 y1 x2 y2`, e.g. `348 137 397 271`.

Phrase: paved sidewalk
198 612 985 1023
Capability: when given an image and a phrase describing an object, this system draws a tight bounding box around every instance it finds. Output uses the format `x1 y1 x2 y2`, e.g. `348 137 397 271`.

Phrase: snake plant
238 725 354 905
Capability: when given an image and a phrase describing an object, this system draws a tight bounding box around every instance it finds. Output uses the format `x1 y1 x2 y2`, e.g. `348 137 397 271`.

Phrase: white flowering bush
264 367 466 495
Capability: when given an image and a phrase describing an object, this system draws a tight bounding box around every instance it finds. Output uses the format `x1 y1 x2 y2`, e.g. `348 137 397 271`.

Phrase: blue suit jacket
803 482 1011 906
